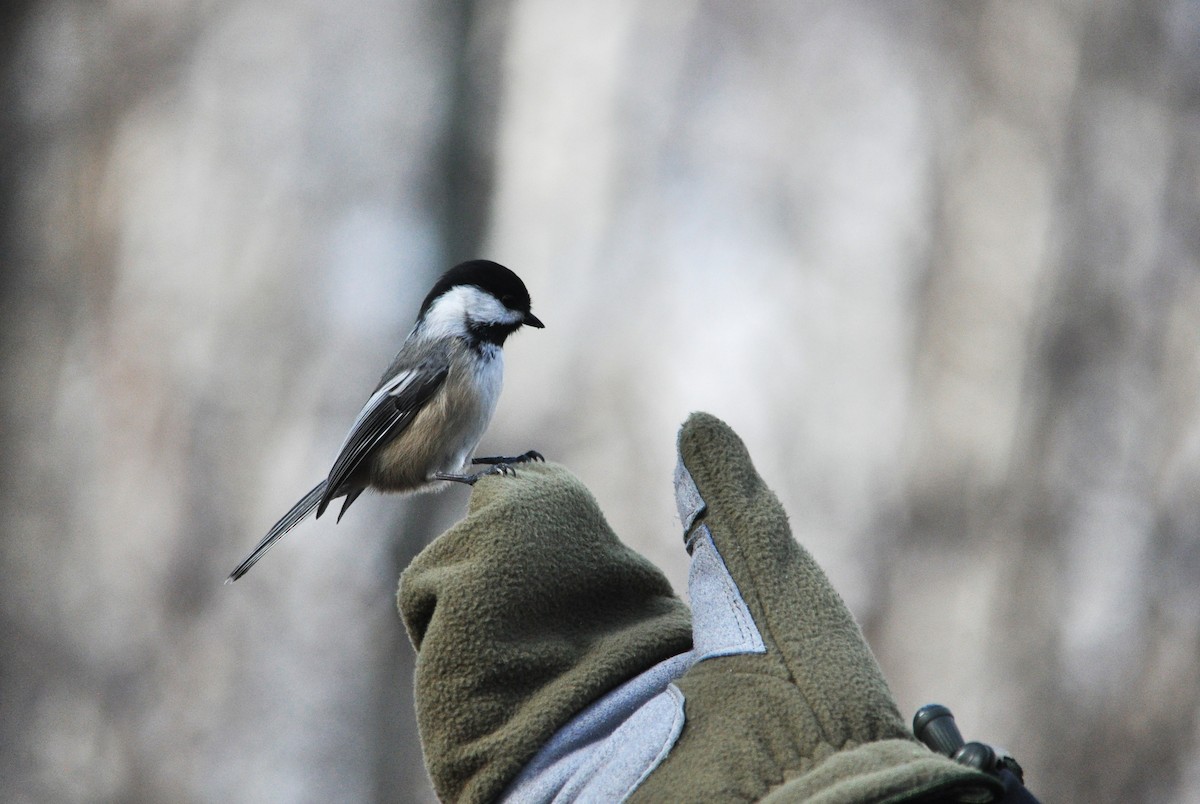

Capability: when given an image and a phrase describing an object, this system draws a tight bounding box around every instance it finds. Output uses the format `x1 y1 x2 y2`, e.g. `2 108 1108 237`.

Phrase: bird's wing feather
315 356 450 517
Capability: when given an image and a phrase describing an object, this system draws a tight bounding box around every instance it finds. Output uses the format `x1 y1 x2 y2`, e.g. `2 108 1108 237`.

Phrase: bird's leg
438 451 542 486
471 450 544 466
435 463 518 486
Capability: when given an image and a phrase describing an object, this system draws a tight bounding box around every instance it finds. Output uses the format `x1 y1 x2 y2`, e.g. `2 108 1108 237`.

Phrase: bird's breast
370 345 504 490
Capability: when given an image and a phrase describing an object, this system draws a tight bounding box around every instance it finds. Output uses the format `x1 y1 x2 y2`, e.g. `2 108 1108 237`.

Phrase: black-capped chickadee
227 260 544 582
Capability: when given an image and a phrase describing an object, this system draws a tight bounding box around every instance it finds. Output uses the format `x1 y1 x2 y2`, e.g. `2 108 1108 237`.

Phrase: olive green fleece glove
397 457 694 803
398 413 1003 803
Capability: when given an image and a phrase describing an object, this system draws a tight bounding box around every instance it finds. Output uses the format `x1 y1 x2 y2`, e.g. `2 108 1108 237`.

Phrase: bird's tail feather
226 481 326 582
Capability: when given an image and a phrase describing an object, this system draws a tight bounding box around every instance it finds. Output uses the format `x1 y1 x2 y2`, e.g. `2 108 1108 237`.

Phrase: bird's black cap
419 260 542 327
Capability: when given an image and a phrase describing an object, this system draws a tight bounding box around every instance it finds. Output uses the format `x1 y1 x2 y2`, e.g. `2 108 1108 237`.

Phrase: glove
397 446 693 802
398 413 1005 803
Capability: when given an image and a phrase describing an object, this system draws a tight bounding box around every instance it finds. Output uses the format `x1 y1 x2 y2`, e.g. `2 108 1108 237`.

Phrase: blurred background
2 1 1199 801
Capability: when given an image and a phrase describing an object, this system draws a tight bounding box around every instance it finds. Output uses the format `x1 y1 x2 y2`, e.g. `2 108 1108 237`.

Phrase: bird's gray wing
315 355 450 518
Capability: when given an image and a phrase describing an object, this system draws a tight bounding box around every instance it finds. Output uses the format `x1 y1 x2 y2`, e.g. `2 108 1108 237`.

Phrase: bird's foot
471 450 544 466
438 451 543 486
436 462 519 487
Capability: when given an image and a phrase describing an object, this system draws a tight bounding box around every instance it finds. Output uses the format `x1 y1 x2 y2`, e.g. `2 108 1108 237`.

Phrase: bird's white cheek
420 285 517 339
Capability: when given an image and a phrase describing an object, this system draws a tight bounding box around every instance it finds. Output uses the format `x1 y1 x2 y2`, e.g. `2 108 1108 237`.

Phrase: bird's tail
226 481 326 582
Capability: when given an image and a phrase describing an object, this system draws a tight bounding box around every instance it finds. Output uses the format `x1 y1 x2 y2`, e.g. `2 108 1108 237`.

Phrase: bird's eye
500 294 515 306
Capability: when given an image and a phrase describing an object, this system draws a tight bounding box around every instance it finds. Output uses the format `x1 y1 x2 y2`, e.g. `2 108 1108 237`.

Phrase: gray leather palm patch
673 455 706 541
499 652 692 803
687 525 766 660
675 457 766 659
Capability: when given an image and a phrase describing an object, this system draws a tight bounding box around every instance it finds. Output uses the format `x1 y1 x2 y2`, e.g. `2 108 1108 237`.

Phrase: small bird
228 260 544 582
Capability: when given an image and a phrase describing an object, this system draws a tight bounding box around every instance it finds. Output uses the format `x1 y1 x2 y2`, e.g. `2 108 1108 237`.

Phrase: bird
227 259 544 582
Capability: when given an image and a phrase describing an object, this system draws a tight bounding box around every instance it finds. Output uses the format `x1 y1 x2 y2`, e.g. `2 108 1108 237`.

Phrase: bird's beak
524 312 545 328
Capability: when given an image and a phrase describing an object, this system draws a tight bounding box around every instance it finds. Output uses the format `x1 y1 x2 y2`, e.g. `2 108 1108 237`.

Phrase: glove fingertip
677 412 766 510
677 412 737 462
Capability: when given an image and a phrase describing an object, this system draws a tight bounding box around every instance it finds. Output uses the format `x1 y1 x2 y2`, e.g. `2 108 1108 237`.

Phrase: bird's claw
472 449 545 466
459 463 512 485
436 459 524 487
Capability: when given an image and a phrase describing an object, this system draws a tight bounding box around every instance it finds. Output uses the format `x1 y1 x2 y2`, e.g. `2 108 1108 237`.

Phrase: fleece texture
398 463 693 804
627 413 1000 803
398 412 1001 803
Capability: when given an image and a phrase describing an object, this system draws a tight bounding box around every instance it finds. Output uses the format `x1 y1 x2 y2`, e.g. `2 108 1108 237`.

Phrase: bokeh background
3 1 1199 802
